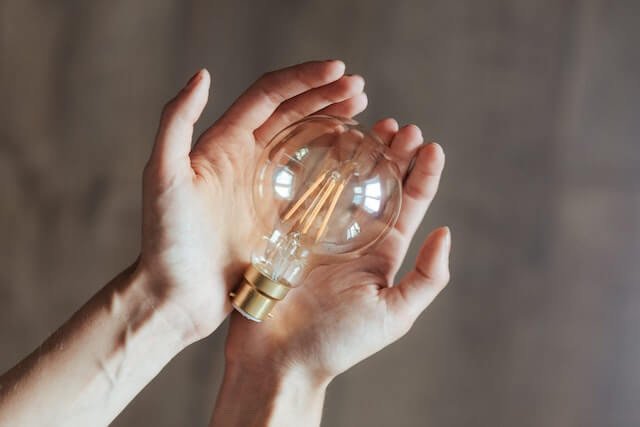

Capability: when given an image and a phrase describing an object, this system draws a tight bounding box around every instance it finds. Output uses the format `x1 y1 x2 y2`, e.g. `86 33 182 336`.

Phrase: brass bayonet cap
230 264 292 322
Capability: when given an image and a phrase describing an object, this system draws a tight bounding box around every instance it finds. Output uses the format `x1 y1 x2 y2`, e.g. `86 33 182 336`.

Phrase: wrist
224 337 336 388
129 261 207 347
226 358 331 396
211 359 329 427
121 262 199 349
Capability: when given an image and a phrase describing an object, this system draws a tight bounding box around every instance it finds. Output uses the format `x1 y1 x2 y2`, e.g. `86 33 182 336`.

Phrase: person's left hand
137 61 368 341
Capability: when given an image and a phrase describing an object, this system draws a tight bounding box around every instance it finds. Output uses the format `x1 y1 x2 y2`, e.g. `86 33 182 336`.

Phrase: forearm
0 264 194 427
210 361 329 427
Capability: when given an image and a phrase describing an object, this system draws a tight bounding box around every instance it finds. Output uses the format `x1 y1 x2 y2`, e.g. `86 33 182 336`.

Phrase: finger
253 74 365 144
371 118 399 145
395 142 445 237
389 125 423 178
314 92 368 118
368 142 445 280
152 69 210 169
385 226 451 324
219 60 345 133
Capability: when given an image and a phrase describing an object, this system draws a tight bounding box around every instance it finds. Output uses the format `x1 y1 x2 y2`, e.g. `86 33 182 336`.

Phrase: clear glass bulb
231 115 403 321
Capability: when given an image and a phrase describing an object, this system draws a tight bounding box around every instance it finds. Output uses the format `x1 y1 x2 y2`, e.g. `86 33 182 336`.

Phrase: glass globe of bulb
231 115 403 321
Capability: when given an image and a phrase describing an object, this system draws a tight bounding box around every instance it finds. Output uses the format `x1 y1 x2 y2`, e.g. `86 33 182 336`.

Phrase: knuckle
294 65 319 89
344 74 364 92
329 77 351 96
276 107 302 126
161 99 178 120
317 88 335 104
404 181 429 200
317 62 339 82
414 264 435 283
254 74 285 106
258 70 274 83
335 82 352 97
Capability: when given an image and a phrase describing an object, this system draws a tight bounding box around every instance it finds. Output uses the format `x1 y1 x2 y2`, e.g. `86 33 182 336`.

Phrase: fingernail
185 69 203 90
443 226 451 248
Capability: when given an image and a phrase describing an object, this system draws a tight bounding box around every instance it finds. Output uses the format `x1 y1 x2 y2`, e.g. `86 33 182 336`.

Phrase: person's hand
223 119 449 381
136 61 368 342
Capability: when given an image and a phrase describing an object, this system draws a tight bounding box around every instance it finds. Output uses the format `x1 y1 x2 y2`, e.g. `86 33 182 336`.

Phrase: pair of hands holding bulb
0 60 449 427
147 59 450 425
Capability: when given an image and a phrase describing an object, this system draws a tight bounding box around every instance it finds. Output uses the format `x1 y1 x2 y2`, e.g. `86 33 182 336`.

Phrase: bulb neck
230 264 292 322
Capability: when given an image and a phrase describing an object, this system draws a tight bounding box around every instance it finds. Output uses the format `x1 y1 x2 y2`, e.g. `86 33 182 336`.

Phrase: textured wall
2 1 640 426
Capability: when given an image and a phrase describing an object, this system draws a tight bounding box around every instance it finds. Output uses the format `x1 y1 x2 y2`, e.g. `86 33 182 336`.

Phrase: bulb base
230 264 292 322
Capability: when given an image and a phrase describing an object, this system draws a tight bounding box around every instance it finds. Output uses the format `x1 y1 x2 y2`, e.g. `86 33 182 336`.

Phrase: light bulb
230 115 403 321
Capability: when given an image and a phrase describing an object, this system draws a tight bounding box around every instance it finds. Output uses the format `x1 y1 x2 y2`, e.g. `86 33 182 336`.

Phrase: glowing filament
301 178 336 234
282 163 356 242
316 180 347 241
283 171 327 221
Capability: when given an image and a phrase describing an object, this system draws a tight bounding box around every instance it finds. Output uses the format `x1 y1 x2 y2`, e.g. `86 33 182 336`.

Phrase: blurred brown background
2 1 640 426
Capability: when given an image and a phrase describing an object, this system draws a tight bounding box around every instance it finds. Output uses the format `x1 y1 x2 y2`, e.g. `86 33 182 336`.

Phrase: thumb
387 226 451 325
151 69 210 170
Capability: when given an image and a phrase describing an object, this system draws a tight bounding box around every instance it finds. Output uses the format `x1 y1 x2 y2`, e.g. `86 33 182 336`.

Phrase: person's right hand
223 119 450 383
136 61 368 342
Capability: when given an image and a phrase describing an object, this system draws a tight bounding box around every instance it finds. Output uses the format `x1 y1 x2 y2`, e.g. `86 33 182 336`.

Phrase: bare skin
211 121 451 426
0 60 371 427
